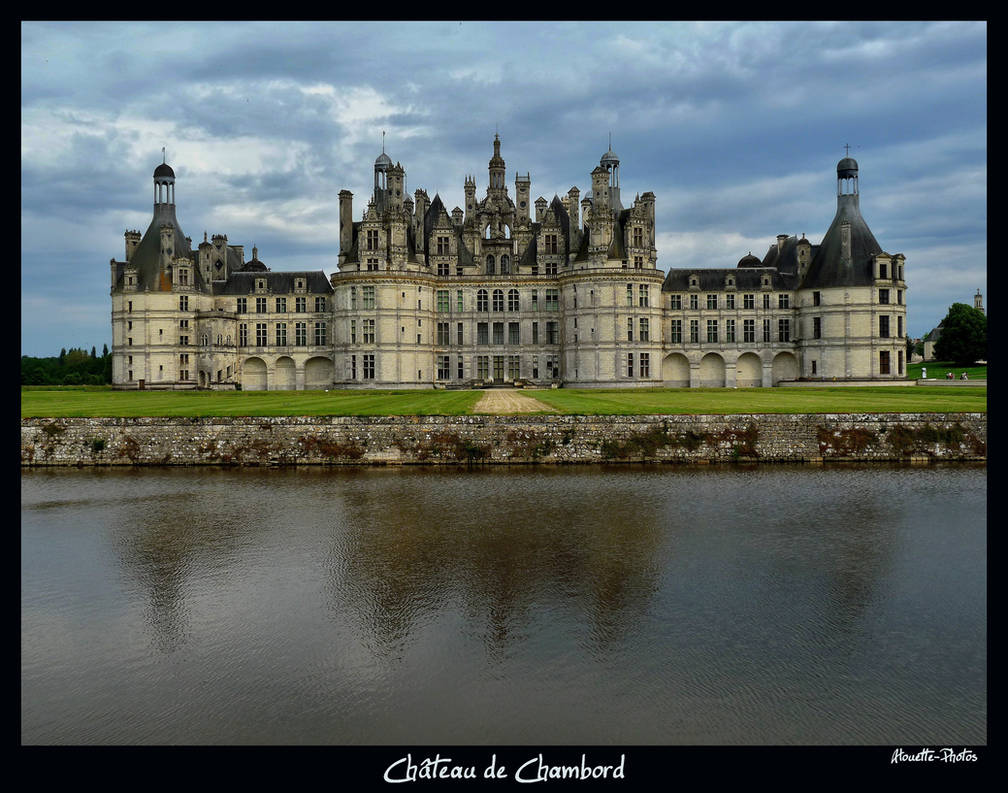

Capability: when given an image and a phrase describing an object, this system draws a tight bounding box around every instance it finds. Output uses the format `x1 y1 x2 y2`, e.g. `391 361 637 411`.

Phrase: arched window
477 289 488 312
500 254 510 274
492 289 504 312
486 255 495 274
508 289 519 311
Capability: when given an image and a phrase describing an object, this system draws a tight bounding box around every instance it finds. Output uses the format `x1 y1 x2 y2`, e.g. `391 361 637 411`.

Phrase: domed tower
374 144 393 211
154 160 175 207
600 135 622 211
799 155 906 381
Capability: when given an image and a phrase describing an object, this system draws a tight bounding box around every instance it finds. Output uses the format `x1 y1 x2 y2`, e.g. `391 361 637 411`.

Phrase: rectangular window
350 355 357 380
690 319 699 343
763 294 771 309
236 297 247 313
255 323 267 346
898 350 904 375
744 319 755 343
670 319 682 344
437 355 450 380
763 319 771 342
508 290 519 312
238 324 248 346
296 296 307 313
457 290 464 312
437 235 450 255
363 354 375 379
544 234 558 254
897 316 903 338
627 284 634 306
725 319 735 342
477 322 489 345
627 317 634 342
879 262 888 279
367 258 380 272
880 350 891 374
507 355 520 380
458 356 464 379
690 293 699 310
640 317 649 342
492 290 504 312
437 322 450 345
707 319 718 343
179 295 189 311
546 321 558 345
256 297 267 313
532 321 539 344
492 356 504 381
707 294 718 310
627 353 634 378
726 293 735 309
363 319 375 343
362 287 375 310
778 294 790 309
295 322 307 346
366 229 379 250
813 291 821 307
813 317 822 339
493 322 504 345
811 360 817 375
879 289 890 304
275 297 286 313
437 290 450 312
879 315 890 338
315 296 327 312
476 356 489 380
508 322 520 345
634 256 643 269
897 290 903 305
545 289 559 311
545 261 557 275
457 322 463 345
670 294 682 310
640 352 650 378
639 285 649 307
350 319 357 344
633 227 643 247
744 294 755 310
778 318 790 342
275 323 287 346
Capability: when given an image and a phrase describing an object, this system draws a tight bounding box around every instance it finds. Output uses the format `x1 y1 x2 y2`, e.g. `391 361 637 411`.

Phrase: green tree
933 303 987 365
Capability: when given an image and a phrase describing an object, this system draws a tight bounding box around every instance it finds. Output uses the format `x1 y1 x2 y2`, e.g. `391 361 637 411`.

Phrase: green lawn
20 387 482 417
21 384 985 417
908 361 987 381
526 386 986 415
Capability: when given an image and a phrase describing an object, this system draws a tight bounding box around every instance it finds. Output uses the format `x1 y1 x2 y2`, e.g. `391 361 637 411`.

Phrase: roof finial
844 143 851 157
382 130 385 154
162 146 166 164
609 131 612 150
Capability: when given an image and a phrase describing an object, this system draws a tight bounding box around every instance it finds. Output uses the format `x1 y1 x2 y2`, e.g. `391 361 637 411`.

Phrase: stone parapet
21 414 986 466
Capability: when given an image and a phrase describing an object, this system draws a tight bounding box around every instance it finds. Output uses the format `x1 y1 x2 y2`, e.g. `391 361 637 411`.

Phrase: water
21 464 986 745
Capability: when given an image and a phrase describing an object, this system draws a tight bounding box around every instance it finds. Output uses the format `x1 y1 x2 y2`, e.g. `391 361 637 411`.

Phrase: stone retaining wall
21 414 986 466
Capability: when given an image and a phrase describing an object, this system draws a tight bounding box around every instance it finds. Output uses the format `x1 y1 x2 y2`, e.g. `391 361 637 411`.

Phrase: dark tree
933 303 987 365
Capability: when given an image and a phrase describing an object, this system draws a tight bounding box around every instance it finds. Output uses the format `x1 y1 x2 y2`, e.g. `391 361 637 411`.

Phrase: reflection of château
109 138 908 390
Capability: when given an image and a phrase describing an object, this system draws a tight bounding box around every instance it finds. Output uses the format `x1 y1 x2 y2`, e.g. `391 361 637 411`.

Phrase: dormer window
689 276 698 288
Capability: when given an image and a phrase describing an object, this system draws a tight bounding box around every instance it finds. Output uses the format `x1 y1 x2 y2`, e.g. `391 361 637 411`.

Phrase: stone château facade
109 138 908 390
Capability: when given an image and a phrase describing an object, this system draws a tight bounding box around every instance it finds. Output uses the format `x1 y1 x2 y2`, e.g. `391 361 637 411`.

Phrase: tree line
22 346 112 385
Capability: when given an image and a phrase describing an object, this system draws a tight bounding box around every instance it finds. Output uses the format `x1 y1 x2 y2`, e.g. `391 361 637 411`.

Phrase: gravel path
472 388 554 414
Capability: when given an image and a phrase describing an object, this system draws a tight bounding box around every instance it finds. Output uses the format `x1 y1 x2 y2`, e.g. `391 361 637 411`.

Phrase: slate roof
213 270 333 295
662 267 797 292
801 194 883 289
123 203 194 292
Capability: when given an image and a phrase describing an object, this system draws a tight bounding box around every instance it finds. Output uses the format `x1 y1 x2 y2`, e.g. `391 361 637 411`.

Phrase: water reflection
21 464 986 744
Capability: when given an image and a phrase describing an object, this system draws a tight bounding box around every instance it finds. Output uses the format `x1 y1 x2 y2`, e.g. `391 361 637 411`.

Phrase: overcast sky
21 20 986 356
